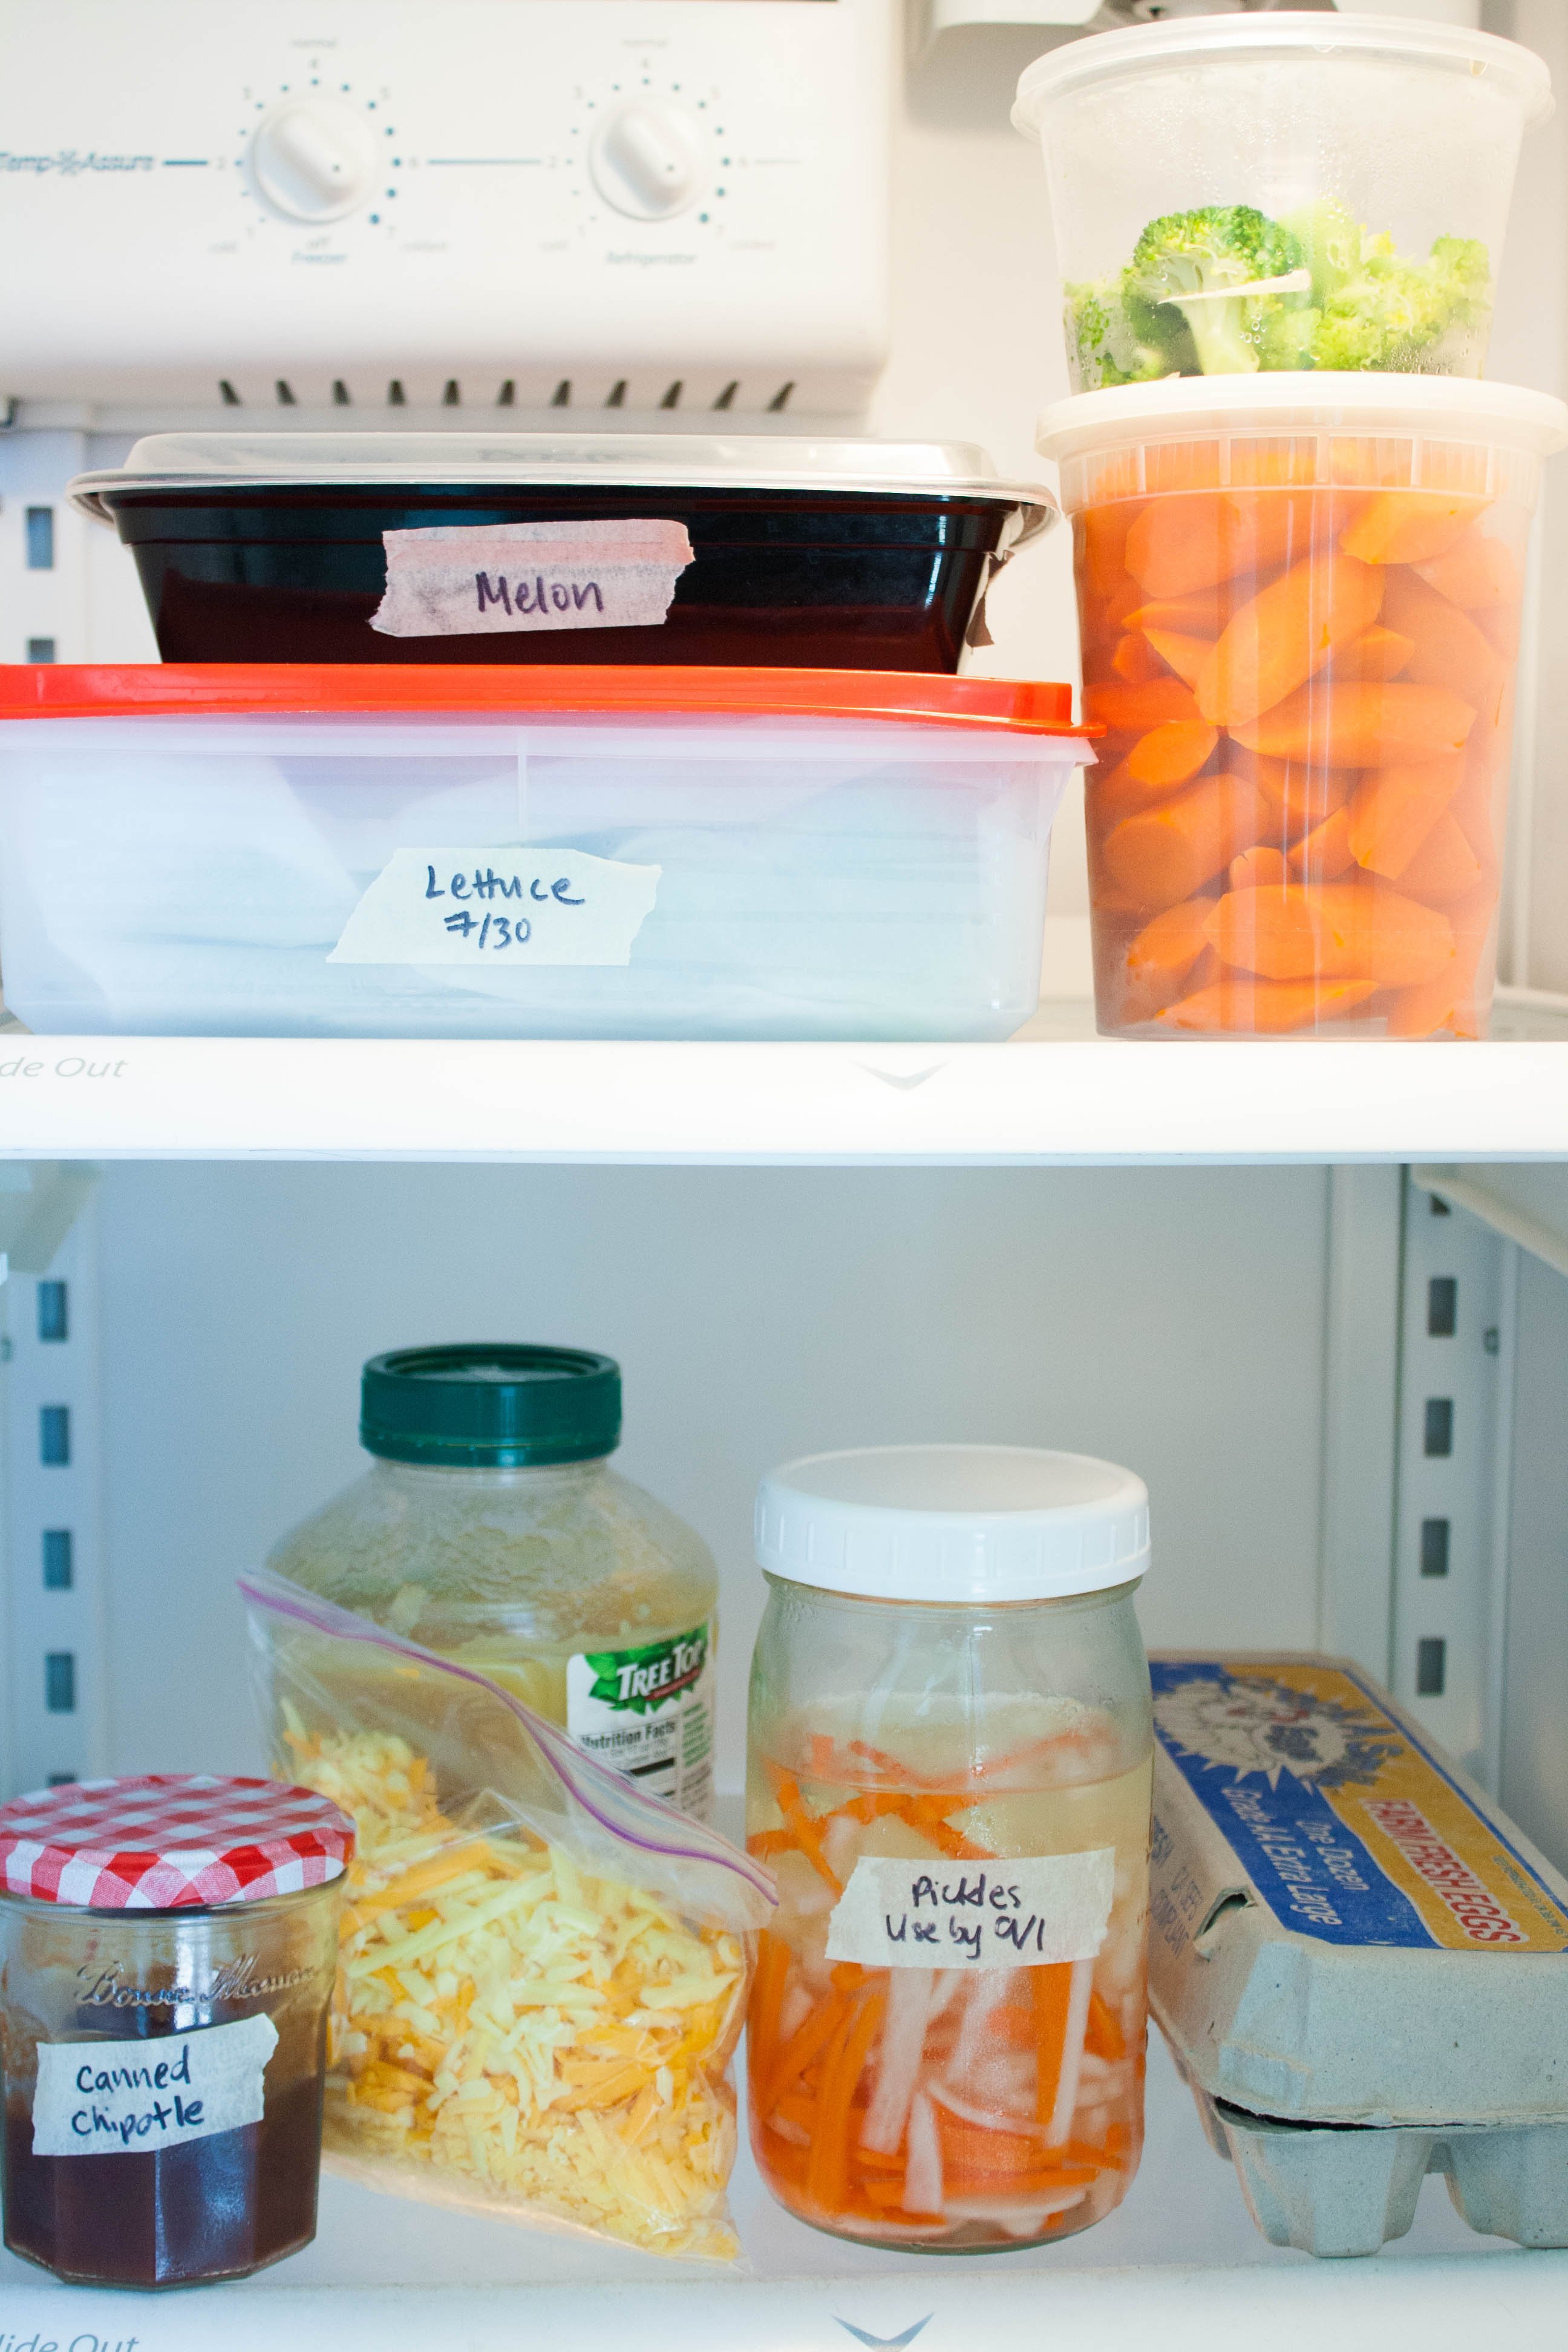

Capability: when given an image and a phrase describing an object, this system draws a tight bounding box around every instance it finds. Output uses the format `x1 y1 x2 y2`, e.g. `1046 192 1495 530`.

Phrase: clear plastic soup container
0 667 1091 1043
746 1445 1152 2253
1037 374 1568 1039
1012 16 1552 391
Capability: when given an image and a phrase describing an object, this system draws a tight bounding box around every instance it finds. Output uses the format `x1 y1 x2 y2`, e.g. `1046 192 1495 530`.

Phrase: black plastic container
73 434 1056 672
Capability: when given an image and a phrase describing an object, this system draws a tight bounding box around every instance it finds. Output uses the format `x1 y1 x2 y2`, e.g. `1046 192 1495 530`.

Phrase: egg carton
1187 2077 1568 2258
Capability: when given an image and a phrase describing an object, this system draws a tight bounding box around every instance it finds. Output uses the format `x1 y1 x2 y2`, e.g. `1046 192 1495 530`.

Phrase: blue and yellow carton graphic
1151 1656 1568 1953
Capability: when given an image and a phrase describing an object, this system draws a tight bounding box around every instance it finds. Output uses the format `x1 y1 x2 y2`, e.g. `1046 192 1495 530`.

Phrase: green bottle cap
360 1344 621 1468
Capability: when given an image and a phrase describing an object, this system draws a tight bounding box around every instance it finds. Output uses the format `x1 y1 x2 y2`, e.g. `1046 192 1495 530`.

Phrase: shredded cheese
286 1722 746 2260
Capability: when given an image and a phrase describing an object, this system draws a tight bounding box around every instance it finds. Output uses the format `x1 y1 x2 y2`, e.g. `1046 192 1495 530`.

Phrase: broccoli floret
1123 204 1310 376
1308 232 1491 372
1281 199 1364 309
1064 280 1171 390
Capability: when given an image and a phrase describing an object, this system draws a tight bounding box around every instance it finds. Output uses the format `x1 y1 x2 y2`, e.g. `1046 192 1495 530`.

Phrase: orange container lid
0 664 1089 735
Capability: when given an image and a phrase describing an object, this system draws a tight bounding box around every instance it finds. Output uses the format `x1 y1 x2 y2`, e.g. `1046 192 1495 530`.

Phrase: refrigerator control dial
250 100 377 223
590 103 705 220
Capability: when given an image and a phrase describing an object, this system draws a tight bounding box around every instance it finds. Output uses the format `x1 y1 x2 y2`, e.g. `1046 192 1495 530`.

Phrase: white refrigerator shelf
4 1022 1568 1165
2 2034 1561 2351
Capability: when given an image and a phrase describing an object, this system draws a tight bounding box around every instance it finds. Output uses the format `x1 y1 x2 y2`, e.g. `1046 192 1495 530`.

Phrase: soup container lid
756 1444 1149 1604
1036 371 1568 471
0 1774 355 1908
70 431 1056 521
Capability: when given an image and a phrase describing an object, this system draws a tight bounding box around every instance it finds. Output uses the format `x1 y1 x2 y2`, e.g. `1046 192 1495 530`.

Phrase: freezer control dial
250 99 377 223
590 103 705 221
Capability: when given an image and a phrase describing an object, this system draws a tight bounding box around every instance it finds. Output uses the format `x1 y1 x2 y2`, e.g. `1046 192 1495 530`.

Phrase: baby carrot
1102 773 1264 909
1229 846 1287 889
1196 550 1383 727
1324 624 1415 682
1078 503 1140 601
1111 632 1165 685
1125 489 1315 599
1125 590 1226 636
1414 530 1521 612
1122 718 1218 789
1377 567 1503 718
1287 805 1356 882
1345 754 1463 880
1124 897 1216 998
1383 891 1494 1038
1157 975 1378 1034
1231 681 1477 767
1083 676 1201 731
1206 883 1454 986
1140 629 1212 691
1339 491 1488 567
1395 811 1488 906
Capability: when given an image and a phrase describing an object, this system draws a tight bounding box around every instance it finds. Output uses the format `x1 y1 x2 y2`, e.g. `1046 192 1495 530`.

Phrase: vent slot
332 379 351 407
442 378 460 407
606 379 628 409
388 380 407 406
275 379 298 407
550 380 571 408
768 381 796 414
713 381 739 411
658 381 683 411
219 379 241 406
498 380 517 407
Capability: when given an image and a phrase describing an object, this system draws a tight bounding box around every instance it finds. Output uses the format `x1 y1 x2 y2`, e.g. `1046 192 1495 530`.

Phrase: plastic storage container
266 1344 719 1820
746 1445 1152 2253
0 1773 352 2288
0 666 1088 1042
1037 373 1568 1037
70 434 1057 673
1148 1653 1568 2256
1012 15 1551 391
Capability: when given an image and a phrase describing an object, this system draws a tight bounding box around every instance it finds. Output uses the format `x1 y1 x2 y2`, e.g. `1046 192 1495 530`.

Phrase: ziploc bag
241 1569 774 2262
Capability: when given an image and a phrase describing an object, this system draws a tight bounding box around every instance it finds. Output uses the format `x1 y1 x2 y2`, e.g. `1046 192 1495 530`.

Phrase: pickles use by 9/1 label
1152 1658 1568 1951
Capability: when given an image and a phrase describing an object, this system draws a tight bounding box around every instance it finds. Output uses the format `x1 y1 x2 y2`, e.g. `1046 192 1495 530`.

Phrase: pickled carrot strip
1082 676 1201 731
762 1988 848 2115
1157 976 1377 1034
1414 532 1521 612
1031 1964 1074 2127
831 1962 869 1991
1111 632 1165 684
805 1990 885 2216
1324 624 1414 683
1087 1990 1125 2064
861 2177 943 2215
1379 567 1503 717
1195 550 1383 728
1205 883 1454 986
1229 846 1287 890
766 1770 841 1893
748 1928 791 2089
747 1829 795 1858
1230 681 1477 768
1346 754 1463 880
848 1738 924 1781
1140 630 1211 691
1123 718 1218 788
1340 492 1487 567
1286 806 1356 883
808 1733 837 1779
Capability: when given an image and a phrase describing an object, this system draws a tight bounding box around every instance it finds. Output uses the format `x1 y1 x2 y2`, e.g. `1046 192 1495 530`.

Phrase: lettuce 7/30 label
566 1621 714 1821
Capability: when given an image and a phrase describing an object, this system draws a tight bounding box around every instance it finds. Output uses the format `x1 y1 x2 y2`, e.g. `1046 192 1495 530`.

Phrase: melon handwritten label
370 517 694 638
825 1851 1115 1971
31 2013 278 2156
328 846 661 968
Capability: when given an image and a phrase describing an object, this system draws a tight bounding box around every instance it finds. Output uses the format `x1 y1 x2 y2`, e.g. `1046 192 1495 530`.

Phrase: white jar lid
755 1445 1149 1604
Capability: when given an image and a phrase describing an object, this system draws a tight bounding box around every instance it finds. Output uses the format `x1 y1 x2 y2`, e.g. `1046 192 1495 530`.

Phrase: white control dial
250 100 377 223
590 103 705 221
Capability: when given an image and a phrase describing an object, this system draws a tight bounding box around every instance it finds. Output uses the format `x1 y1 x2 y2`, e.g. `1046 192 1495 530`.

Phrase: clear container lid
755 1444 1150 1604
71 431 1054 518
1037 371 1568 468
1013 14 1553 132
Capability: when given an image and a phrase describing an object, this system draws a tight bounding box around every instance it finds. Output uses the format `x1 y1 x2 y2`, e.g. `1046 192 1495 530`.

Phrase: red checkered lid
0 1774 355 1909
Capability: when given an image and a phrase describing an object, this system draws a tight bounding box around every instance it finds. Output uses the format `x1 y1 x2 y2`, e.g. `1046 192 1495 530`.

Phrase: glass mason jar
746 1445 1152 2253
0 1776 350 2288
268 1344 719 1820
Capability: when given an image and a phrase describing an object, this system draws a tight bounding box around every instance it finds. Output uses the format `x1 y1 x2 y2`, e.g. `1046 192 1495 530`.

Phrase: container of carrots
746 1445 1152 2252
1039 374 1568 1038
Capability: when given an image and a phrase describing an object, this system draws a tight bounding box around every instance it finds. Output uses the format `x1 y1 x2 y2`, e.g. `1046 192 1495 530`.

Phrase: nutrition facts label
566 1620 714 1822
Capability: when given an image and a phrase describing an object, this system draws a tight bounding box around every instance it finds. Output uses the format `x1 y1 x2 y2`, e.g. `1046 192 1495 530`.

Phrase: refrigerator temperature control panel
0 0 891 414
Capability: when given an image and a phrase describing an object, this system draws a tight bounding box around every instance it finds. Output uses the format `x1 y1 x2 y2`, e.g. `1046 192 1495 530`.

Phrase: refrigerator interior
1 1 1568 2341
